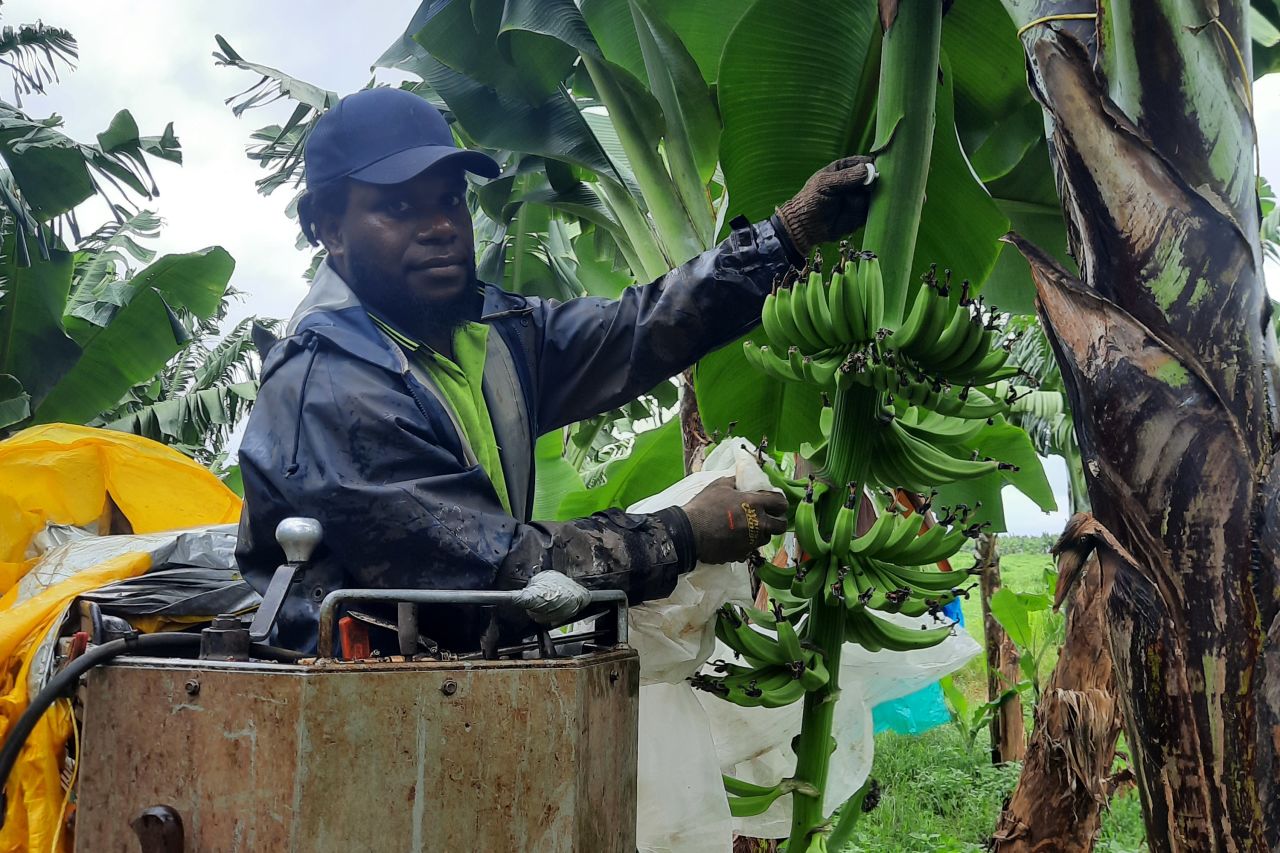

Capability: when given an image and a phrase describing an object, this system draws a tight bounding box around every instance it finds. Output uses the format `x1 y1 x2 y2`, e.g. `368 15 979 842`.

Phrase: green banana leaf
577 0 721 244
934 416 1057 534
0 108 94 223
0 230 79 410
532 431 588 519
34 247 234 425
409 1 625 184
103 380 256 449
694 328 827 453
557 417 682 518
0 373 30 430
0 105 179 229
982 145 1075 315
717 0 879 226
580 0 753 85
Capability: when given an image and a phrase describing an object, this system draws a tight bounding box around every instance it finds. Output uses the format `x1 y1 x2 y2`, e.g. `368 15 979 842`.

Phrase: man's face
320 166 477 318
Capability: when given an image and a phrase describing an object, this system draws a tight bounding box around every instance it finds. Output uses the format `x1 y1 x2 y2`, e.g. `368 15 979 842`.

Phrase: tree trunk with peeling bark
977 534 1026 765
681 369 712 474
998 1 1274 848
994 554 1122 851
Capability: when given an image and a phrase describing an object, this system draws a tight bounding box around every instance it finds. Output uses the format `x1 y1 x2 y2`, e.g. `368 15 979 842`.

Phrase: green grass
836 725 1148 852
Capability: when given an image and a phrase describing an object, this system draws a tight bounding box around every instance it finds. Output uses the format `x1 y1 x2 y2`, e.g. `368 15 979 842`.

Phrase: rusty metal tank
72 588 639 852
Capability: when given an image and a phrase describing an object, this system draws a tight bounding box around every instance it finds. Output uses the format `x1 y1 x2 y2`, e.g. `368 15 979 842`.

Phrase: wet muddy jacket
236 217 796 652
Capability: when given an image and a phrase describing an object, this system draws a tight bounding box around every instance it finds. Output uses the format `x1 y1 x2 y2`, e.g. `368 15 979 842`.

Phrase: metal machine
17 519 641 852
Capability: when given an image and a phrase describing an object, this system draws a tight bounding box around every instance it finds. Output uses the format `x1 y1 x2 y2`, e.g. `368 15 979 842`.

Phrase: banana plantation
2 0 1280 850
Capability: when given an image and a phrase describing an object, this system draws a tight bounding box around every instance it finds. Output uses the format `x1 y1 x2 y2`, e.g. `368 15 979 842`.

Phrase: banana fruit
844 606 954 652
723 775 822 818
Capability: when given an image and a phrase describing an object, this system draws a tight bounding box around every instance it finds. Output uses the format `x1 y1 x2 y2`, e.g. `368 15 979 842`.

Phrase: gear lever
248 517 323 642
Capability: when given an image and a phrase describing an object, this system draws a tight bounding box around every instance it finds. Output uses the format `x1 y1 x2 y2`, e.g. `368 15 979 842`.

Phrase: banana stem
787 594 846 844
787 384 878 847
859 1 943 328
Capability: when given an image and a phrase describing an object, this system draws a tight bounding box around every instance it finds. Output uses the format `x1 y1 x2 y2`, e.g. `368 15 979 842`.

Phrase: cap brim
348 145 501 184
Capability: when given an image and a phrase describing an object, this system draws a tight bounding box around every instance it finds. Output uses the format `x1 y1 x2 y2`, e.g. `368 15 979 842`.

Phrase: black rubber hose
0 632 304 824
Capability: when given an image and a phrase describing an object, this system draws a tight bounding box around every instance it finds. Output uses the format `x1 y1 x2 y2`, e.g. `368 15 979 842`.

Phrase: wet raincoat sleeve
237 341 695 618
533 217 796 431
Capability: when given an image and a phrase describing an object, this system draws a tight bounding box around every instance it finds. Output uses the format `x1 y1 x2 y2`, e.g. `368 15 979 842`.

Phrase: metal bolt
184 679 200 696
609 670 620 684
440 680 458 696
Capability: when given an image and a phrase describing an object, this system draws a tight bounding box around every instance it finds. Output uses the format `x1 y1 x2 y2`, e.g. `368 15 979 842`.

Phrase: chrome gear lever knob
276 517 322 564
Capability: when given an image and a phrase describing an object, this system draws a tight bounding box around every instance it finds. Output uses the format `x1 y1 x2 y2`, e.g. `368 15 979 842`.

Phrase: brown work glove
776 155 877 257
682 477 788 565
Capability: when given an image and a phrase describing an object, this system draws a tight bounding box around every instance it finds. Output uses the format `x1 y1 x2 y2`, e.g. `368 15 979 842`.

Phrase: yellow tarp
0 424 241 852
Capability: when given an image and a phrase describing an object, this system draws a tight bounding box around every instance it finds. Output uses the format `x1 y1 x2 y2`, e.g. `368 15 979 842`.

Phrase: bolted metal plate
75 650 639 852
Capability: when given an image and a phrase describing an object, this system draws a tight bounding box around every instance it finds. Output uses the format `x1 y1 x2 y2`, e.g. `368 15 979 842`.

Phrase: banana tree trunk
998 1 1276 848
993 553 1121 851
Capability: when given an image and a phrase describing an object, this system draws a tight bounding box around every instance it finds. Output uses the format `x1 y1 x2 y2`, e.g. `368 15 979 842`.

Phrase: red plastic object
68 630 89 662
338 616 371 660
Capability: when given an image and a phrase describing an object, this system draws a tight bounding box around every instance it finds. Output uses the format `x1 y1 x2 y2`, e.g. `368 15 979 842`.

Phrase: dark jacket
236 217 795 652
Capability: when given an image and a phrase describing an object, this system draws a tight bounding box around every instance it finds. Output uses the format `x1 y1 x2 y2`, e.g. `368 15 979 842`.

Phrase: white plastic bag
627 439 767 853
627 439 766 685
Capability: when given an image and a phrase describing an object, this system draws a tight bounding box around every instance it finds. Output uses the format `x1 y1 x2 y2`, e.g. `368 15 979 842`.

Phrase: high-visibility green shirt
370 315 511 514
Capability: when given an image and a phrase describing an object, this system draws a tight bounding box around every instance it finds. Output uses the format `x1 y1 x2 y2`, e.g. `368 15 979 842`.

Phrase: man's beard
345 250 483 342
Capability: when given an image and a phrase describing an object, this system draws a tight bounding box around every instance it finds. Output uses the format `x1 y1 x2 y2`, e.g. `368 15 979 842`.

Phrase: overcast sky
13 1 1280 534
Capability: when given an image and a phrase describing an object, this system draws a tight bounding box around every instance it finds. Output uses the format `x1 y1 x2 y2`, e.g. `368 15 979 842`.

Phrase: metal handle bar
316 588 629 658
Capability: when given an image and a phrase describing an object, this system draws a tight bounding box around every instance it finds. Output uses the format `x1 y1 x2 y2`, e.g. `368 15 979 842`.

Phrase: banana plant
94 314 277 466
698 6 1058 847
0 217 236 437
996 0 1280 845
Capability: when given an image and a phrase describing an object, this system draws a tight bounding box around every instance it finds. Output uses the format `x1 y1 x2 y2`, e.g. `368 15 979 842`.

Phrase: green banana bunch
758 251 886 355
869 420 1016 492
761 268 826 354
835 357 1012 421
794 480 830 558
895 407 987 446
754 556 798 590
853 252 884 341
723 775 822 818
694 656 826 709
790 554 830 599
844 606 954 652
692 663 807 708
715 605 789 667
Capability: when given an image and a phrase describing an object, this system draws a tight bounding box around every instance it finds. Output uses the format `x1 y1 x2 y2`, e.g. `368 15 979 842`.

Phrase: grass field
837 540 1149 851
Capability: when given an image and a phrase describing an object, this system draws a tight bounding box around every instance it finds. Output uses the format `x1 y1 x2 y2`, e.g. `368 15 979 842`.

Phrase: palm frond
0 23 77 99
1007 315 1062 391
192 316 273 389
213 35 336 196
100 379 258 465
0 103 181 256
67 209 162 320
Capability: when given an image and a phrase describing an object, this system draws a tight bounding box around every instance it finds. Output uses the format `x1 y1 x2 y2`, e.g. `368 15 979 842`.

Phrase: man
236 88 876 653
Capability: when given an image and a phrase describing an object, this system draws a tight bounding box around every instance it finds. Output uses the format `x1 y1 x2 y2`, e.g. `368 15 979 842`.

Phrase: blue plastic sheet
871 596 967 735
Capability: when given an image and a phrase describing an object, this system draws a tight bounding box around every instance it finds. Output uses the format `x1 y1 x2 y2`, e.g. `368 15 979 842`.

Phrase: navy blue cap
303 88 499 190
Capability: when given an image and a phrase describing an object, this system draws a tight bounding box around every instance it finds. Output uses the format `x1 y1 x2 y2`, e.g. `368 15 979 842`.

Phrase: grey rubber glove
512 570 592 626
682 477 789 565
776 155 878 257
